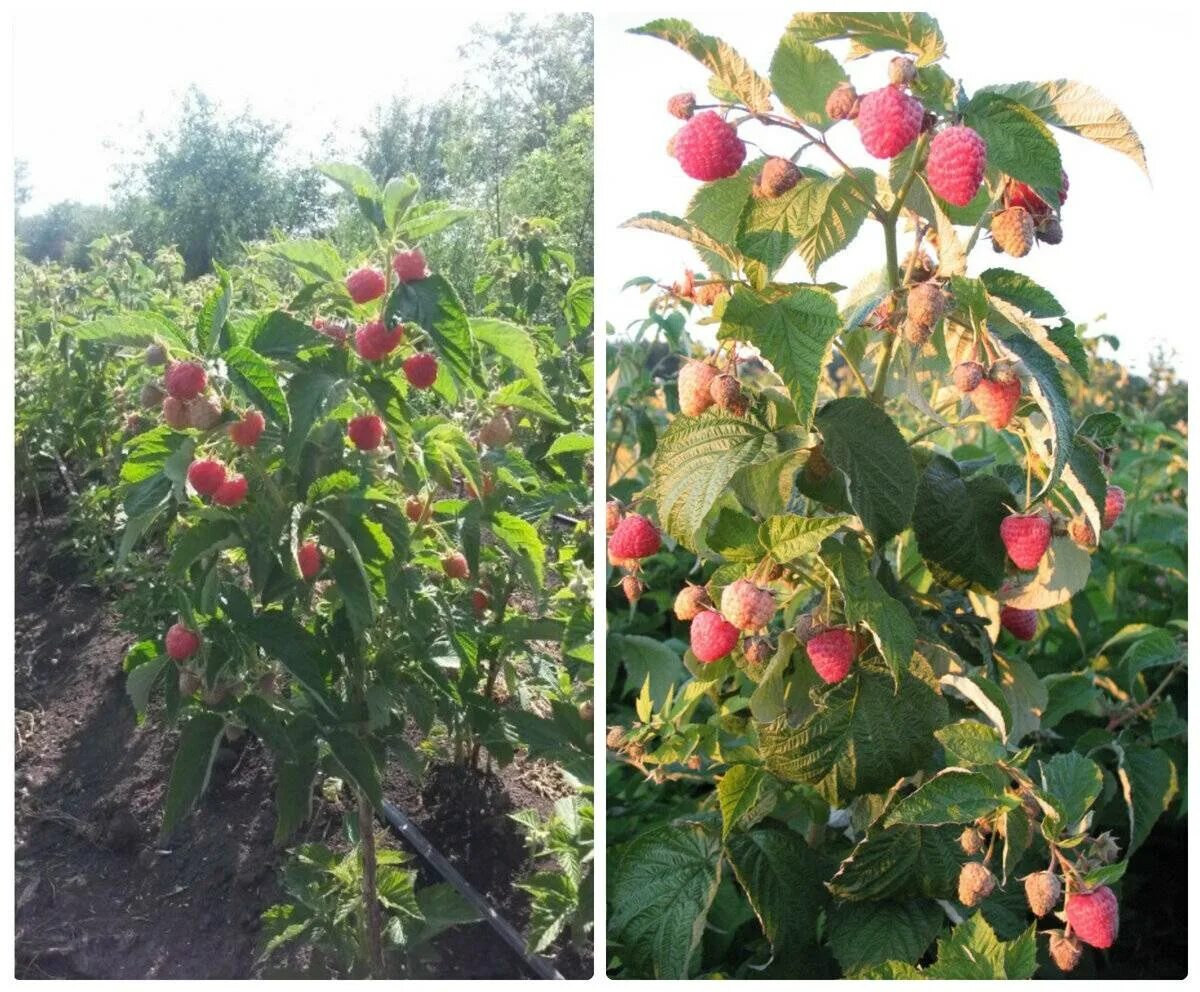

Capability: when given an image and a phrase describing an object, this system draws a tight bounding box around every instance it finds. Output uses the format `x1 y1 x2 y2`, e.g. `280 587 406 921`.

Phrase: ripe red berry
806 627 857 684
1007 170 1069 217
442 552 469 579
403 352 438 389
405 496 424 523
164 361 208 401
471 588 491 615
1102 485 1125 530
392 249 429 283
213 473 248 507
690 609 740 663
347 413 385 451
1000 513 1052 570
165 622 201 661
719 579 776 633
297 540 323 580
926 126 987 206
228 410 265 448
354 320 404 361
971 375 1021 429
345 267 386 304
608 513 661 561
855 86 923 158
1000 605 1038 641
187 457 227 496
672 111 746 181
1066 885 1119 949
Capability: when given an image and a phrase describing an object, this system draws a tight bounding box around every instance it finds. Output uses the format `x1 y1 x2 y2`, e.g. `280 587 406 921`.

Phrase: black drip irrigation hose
379 800 565 981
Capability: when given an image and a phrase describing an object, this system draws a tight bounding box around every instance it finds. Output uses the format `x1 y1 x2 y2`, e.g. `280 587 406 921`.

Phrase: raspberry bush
607 13 1183 979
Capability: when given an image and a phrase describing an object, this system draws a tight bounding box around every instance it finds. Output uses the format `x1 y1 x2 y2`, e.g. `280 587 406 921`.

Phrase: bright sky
596 7 1195 375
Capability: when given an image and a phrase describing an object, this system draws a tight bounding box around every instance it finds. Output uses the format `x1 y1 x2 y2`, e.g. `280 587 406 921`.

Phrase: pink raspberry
855 86 923 158
162 396 189 430
719 579 776 633
608 513 661 561
1066 886 1119 949
1000 605 1037 641
403 353 438 390
345 267 386 304
187 457 227 496
297 540 323 580
165 622 201 662
164 361 208 401
1000 513 1051 570
926 126 987 206
1007 170 1069 217
1102 485 1125 530
213 473 248 507
228 410 265 448
672 111 746 181
442 552 470 579
347 413 385 451
354 320 404 361
690 609 740 663
392 249 429 283
806 627 857 683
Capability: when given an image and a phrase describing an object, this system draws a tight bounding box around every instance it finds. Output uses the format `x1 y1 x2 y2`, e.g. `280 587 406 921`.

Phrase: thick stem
357 790 385 977
470 574 518 767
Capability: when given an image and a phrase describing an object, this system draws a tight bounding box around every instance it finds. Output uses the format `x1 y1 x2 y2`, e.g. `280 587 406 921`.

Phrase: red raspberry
673 584 713 621
806 627 857 683
187 457 227 496
228 410 265 448
392 249 428 283
855 86 923 158
164 361 208 401
213 473 248 507
1007 170 1069 217
926 126 987 206
1066 886 1119 949
165 622 201 662
354 320 404 361
971 376 1021 429
1000 513 1051 570
346 267 386 304
297 540 323 580
403 353 438 389
471 589 491 615
347 413 385 451
608 513 661 560
1102 485 1125 530
442 551 470 579
690 609 740 663
678 360 718 417
162 396 189 430
1000 605 1037 641
719 579 776 632
672 111 746 181
405 496 424 522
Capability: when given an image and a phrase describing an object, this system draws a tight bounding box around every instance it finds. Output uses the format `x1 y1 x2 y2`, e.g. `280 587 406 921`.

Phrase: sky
596 7 1197 374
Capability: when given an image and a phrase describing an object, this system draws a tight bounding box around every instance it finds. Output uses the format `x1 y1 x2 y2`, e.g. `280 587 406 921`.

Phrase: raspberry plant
70 163 594 977
607 13 1182 979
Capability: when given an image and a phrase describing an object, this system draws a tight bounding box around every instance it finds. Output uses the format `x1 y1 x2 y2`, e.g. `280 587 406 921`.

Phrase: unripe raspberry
1037 217 1064 245
743 635 773 664
479 413 513 448
1065 886 1119 949
692 281 724 307
1069 515 1097 549
471 588 491 615
906 282 945 331
162 396 189 430
709 374 748 416
1024 871 1062 917
992 206 1035 257
1049 932 1083 972
347 413 385 451
690 609 740 663
392 249 428 283
678 360 718 417
354 320 403 361
608 513 661 560
888 56 917 87
902 319 931 346
1102 485 1125 530
403 352 438 390
185 394 223 430
1091 831 1121 864
621 574 645 603
671 269 696 301
755 157 802 198
140 381 166 408
345 267 386 304
855 86 923 158
297 540 323 580
825 82 859 121
405 496 424 523
953 361 985 393
213 473 248 507
667 92 696 120
971 372 1021 429
959 825 986 855
672 111 746 181
926 126 987 206
903 249 935 283
806 627 857 684
958 861 995 907
145 343 168 366
165 622 201 662
1000 512 1052 570
1000 605 1038 641
229 410 265 448
674 584 713 621
606 500 622 534
442 552 470 580
719 579 776 632
187 457 227 496
164 361 208 401
793 612 821 645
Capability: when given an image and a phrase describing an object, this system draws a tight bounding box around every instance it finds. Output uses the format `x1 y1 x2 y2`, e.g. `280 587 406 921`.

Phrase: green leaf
998 536 1092 612
979 268 1064 319
126 654 167 717
720 286 841 429
818 534 916 686
609 824 722 979
940 674 1012 741
963 93 1063 193
262 238 345 283
631 19 772 112
885 769 1011 827
318 510 376 638
925 914 1037 980
913 456 1010 591
245 613 337 717
935 720 1007 766
470 317 548 395
828 899 943 975
160 711 226 838
828 822 961 901
687 165 758 246
284 371 342 467
382 174 420 229
394 201 473 241
386 274 481 401
725 826 826 952
770 32 848 128
490 511 545 591
325 728 382 810
1064 440 1108 539
1039 752 1103 829
786 11 946 65
708 507 763 561
319 162 384 229
980 80 1148 176
74 311 191 352
197 265 232 355
813 397 918 545
623 211 738 266
1117 745 1177 855
545 432 592 458
718 765 768 838
610 633 681 710
167 518 240 578
247 310 326 358
224 345 290 427
650 413 782 551
759 514 849 563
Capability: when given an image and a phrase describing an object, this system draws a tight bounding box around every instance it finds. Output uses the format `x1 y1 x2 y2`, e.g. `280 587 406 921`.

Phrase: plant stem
357 790 385 978
1106 658 1186 731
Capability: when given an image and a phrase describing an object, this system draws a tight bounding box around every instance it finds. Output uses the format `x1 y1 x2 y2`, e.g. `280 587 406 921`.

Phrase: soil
13 506 593 980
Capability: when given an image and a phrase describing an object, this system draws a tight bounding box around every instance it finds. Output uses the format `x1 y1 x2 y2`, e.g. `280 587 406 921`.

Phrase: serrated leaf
262 239 346 283
936 720 1007 766
1118 744 1177 855
624 210 737 264
718 765 767 838
394 201 472 241
247 310 327 358
126 654 167 717
386 274 481 401
74 311 191 352
245 613 337 717
913 456 1010 591
160 711 226 838
1039 752 1103 830
828 899 943 974
224 345 290 427
319 161 384 229
925 914 1036 980
885 769 1011 827
828 822 961 901
787 12 946 65
941 674 1012 741
963 93 1063 193
759 514 849 563
770 32 848 128
167 518 240 578
725 826 826 953
631 19 772 112
382 174 420 229
490 511 545 590
980 268 1064 318
470 317 548 395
